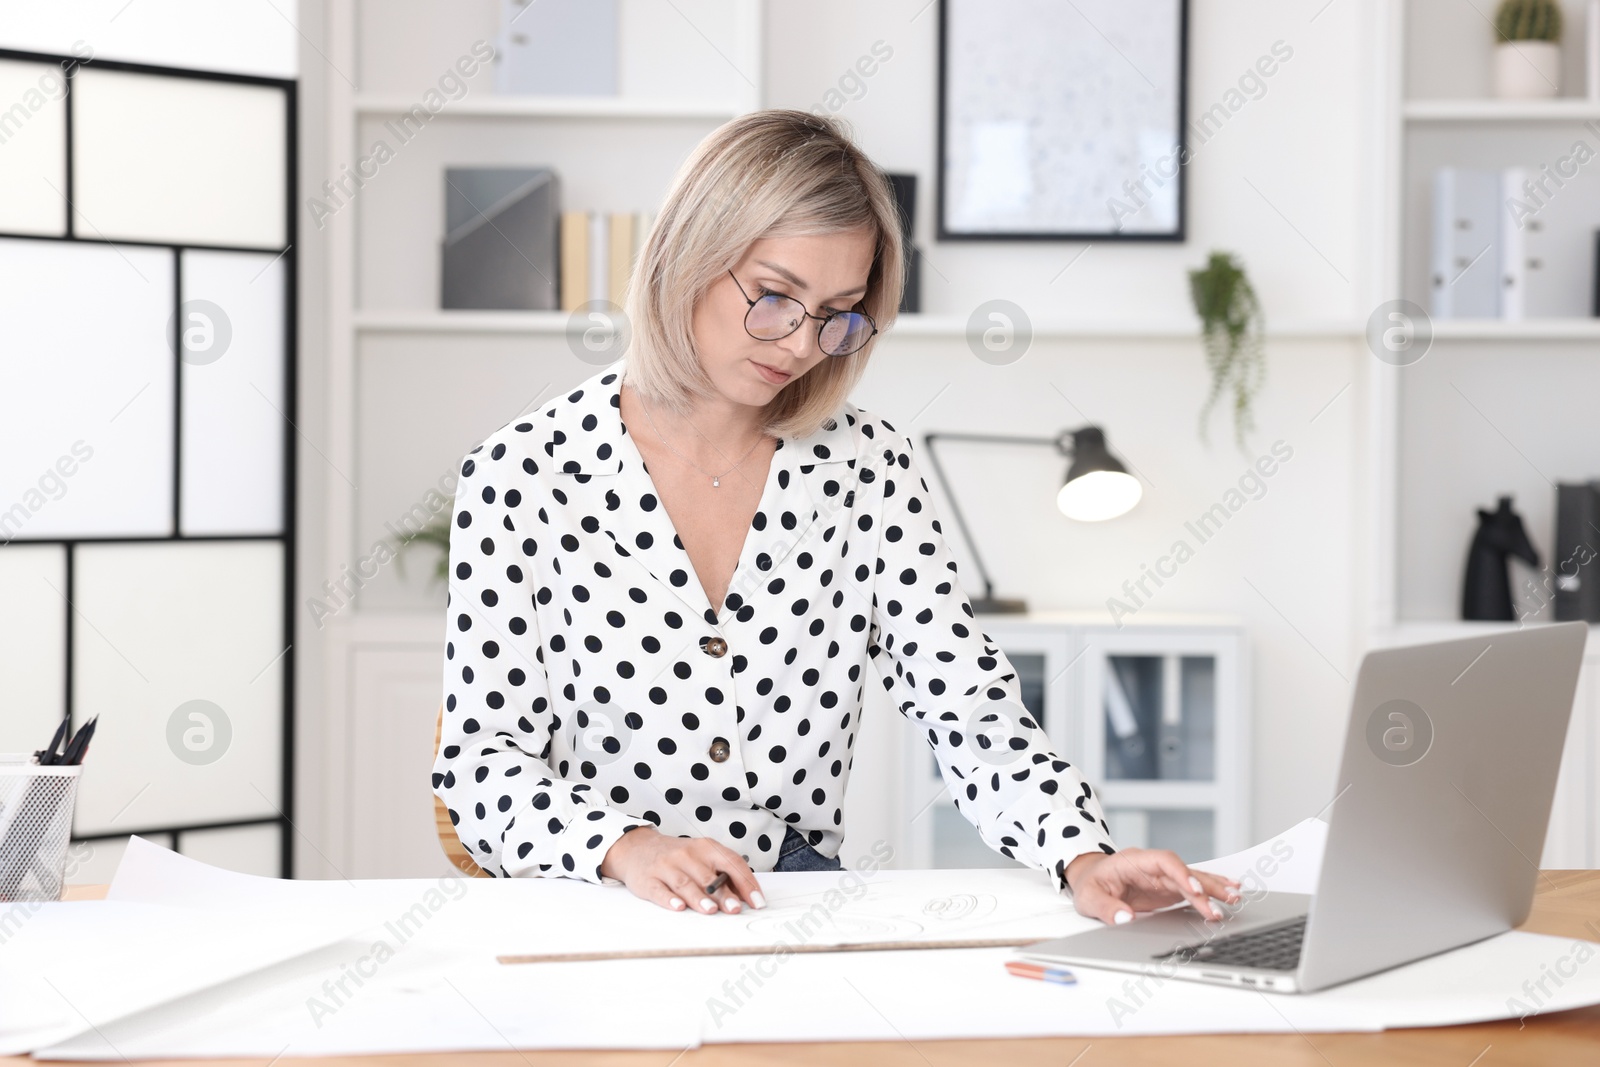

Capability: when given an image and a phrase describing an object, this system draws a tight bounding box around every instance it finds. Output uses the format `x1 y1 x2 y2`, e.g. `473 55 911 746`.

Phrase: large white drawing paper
25 820 1600 1056
694 927 1600 1042
0 898 370 1055
35 937 704 1059
1189 814 1327 894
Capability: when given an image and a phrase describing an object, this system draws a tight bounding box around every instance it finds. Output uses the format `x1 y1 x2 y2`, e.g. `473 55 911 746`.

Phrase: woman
432 109 1239 925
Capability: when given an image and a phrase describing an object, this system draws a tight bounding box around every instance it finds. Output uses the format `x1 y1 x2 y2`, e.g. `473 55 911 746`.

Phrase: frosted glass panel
0 544 66 754
72 541 284 835
0 4 296 77
1106 808 1213 863
178 823 281 876
179 249 286 535
0 60 68 235
930 804 1026 870
62 834 175 886
73 70 287 248
0 238 174 537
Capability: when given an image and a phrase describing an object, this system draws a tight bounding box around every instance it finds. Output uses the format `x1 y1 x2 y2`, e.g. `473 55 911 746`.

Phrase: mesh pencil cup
0 755 83 902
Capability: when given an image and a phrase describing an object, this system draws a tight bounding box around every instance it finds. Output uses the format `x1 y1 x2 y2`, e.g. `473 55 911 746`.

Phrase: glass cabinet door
924 650 1047 868
1105 807 1214 861
1081 627 1244 863
933 650 1048 778
1103 653 1216 782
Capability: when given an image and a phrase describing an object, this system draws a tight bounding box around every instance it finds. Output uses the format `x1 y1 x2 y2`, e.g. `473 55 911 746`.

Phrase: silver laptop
1020 621 1589 993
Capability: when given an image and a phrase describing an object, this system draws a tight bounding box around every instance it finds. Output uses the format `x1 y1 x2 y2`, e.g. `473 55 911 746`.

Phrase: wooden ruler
498 936 1046 965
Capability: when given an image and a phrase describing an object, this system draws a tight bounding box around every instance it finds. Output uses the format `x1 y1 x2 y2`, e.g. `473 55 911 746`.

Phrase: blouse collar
541 358 859 626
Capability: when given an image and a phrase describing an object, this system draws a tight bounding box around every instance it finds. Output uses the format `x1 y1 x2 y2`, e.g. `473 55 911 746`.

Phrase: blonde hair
622 109 905 439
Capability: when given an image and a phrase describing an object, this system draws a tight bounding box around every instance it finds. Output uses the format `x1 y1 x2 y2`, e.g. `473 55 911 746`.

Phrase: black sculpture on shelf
1462 496 1540 621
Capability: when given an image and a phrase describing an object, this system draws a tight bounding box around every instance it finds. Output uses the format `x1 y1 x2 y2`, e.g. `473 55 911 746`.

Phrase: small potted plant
393 511 452 585
1189 251 1265 448
1493 0 1563 99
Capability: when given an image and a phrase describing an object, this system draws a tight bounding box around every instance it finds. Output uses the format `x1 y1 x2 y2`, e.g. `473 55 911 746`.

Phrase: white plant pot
1493 40 1562 99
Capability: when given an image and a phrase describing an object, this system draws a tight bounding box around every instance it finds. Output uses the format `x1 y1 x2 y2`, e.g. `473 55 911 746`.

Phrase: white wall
765 0 1381 841
301 0 1387 872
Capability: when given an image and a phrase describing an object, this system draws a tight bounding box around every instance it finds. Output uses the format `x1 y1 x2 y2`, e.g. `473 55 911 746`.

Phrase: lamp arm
920 431 1064 603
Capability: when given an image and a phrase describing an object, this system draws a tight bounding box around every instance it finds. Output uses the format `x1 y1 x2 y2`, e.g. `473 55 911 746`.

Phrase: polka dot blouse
432 358 1118 890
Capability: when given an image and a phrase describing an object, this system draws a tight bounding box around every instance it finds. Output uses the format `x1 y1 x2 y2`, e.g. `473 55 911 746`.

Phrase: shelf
1429 318 1600 340
355 309 571 334
1404 98 1600 122
353 310 1361 340
353 94 742 120
1371 620 1599 653
888 315 1360 339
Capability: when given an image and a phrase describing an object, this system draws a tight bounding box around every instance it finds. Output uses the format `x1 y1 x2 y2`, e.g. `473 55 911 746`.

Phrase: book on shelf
1104 658 1155 779
1431 167 1501 319
1156 656 1184 780
440 167 559 311
1432 165 1589 321
559 210 654 311
492 0 618 96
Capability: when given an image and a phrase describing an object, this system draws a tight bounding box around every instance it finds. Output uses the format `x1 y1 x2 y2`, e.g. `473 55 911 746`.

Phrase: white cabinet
1079 626 1250 860
903 612 1249 869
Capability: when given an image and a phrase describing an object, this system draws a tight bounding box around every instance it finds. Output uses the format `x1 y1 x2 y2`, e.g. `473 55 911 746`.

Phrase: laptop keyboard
1156 915 1306 972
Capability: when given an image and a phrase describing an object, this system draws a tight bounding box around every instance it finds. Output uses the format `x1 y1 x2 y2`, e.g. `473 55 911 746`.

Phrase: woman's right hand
599 825 766 914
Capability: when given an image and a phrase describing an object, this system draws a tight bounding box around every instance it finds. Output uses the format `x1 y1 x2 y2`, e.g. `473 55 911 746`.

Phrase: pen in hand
705 870 729 896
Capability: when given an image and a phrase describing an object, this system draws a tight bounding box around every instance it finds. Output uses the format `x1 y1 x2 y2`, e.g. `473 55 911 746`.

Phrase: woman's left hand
1064 849 1241 925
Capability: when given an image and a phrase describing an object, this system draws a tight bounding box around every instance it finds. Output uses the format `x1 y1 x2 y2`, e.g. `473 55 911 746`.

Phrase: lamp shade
1057 427 1142 521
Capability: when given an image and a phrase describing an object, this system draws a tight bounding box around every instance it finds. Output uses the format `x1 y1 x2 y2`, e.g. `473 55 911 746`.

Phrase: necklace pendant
712 477 720 487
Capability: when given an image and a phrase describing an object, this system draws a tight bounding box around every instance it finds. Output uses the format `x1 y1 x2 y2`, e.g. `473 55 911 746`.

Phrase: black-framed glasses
728 270 878 357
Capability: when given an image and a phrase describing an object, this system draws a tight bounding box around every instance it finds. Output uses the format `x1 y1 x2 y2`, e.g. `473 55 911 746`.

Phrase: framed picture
938 0 1190 241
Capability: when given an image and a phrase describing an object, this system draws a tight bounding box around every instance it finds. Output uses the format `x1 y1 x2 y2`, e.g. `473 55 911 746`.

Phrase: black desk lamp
922 427 1142 614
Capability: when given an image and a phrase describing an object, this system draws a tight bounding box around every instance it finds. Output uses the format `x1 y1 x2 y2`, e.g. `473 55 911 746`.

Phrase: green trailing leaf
1188 250 1265 449
1494 0 1562 42
392 505 453 584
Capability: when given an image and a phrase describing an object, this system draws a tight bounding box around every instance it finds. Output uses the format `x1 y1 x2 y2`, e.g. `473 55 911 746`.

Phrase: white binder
588 212 610 306
1499 166 1560 320
1431 167 1501 319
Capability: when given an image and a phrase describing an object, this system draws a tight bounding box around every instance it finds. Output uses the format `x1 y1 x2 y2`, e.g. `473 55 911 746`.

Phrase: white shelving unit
353 95 745 120
352 308 1365 340
312 0 765 878
1365 1 1600 866
1403 98 1600 121
904 612 1249 870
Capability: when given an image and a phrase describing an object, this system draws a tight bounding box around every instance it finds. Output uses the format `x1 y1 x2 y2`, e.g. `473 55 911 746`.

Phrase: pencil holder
0 756 83 902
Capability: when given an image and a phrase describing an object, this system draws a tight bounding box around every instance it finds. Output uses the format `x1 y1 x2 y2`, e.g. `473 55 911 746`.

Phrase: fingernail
724 898 741 913
669 897 685 910
751 891 767 909
1188 876 1203 893
1113 910 1132 925
700 898 716 912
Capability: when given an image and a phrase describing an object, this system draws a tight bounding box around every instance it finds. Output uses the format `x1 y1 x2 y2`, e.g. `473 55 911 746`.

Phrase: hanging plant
1188 250 1265 447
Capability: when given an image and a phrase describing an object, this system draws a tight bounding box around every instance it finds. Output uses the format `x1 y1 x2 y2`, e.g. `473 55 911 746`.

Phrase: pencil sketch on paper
742 891 1004 943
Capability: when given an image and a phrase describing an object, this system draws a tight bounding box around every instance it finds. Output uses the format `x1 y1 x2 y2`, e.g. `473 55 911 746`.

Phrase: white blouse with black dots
432 357 1118 890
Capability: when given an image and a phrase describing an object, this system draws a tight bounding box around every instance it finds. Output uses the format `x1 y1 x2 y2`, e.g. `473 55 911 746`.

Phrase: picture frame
937 0 1190 241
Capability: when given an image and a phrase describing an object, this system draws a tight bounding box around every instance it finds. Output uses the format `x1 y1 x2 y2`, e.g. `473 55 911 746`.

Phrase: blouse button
709 737 731 762
703 636 728 658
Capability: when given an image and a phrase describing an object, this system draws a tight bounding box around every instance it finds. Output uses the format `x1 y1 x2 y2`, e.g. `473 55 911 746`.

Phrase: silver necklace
638 393 767 488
